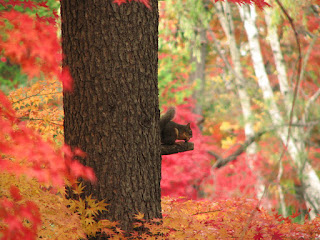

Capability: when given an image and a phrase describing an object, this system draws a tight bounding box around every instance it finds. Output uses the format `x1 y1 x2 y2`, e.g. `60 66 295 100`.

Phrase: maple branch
161 142 194 155
11 91 61 104
192 209 222 216
10 89 45 104
19 117 63 126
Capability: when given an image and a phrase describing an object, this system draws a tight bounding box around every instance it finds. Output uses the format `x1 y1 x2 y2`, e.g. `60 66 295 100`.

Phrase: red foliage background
161 103 212 199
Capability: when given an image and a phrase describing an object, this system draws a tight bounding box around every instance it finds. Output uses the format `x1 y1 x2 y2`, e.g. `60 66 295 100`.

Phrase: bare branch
18 117 63 126
11 91 61 105
209 131 266 169
208 119 320 169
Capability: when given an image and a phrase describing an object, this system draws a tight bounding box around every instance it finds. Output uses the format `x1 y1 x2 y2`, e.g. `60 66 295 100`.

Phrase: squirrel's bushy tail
160 107 175 129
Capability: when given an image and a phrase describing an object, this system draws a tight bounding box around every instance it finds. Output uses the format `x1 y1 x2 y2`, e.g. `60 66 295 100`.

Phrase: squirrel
160 107 193 145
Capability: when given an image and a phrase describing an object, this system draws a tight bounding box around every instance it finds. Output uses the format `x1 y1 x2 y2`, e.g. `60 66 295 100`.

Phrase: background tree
61 0 161 232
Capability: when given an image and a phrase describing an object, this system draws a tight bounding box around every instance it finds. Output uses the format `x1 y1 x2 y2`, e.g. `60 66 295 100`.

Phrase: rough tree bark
61 0 161 232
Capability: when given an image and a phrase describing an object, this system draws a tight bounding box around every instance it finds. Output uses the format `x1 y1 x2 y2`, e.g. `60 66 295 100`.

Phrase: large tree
60 0 161 232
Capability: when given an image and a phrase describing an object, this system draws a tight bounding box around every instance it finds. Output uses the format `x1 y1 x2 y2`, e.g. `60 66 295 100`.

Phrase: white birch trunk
189 26 207 115
265 6 290 217
265 8 292 115
216 2 265 197
239 4 320 218
216 2 257 155
265 8 303 151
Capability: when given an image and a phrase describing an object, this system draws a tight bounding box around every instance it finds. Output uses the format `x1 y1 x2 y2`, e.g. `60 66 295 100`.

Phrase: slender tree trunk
215 2 265 198
189 26 207 115
264 7 289 216
61 0 161 232
216 2 257 155
239 4 320 218
265 8 291 114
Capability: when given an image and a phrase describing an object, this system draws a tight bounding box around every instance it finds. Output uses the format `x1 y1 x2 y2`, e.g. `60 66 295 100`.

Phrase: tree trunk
61 0 161 232
215 2 265 198
189 26 207 116
265 8 291 114
216 2 257 156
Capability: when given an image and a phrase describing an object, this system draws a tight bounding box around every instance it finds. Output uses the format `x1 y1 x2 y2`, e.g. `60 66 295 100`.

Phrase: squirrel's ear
174 128 179 137
187 123 191 128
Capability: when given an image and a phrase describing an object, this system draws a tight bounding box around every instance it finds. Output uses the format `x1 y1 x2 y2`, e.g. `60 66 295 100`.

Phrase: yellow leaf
221 136 236 149
72 182 85 195
85 216 95 225
134 212 145 220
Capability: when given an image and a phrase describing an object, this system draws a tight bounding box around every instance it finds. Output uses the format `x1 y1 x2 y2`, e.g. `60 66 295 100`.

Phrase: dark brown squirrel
160 107 192 145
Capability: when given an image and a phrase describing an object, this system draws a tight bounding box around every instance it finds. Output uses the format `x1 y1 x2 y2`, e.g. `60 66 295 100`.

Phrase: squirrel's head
186 123 192 134
182 123 192 141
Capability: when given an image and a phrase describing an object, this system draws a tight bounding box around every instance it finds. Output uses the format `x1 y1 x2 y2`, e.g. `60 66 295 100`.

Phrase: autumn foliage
158 197 320 239
1 0 320 239
0 1 99 238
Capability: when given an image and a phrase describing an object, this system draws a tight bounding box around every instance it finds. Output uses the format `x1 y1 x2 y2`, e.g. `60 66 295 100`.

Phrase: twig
275 0 302 145
18 117 63 126
192 209 222 216
11 91 61 104
273 0 302 221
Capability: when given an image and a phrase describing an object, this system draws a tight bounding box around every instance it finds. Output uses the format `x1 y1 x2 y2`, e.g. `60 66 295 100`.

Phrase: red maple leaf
60 67 73 91
9 186 22 201
113 0 127 6
271 231 284 240
21 0 37 10
37 1 49 8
